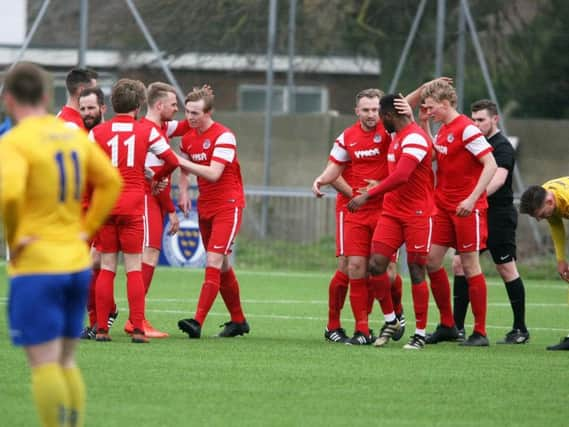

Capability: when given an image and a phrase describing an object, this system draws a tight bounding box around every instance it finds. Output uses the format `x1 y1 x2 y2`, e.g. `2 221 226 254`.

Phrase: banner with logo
158 201 206 268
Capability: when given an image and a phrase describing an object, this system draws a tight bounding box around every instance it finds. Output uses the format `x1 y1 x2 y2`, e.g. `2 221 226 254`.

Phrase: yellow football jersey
542 177 569 262
0 115 121 276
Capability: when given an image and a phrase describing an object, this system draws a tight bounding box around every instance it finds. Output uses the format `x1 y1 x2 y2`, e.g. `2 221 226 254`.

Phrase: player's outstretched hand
394 96 414 119
178 193 190 217
9 236 37 266
152 178 169 195
167 212 180 235
557 260 569 283
363 179 379 190
456 197 475 217
312 177 326 198
347 190 369 213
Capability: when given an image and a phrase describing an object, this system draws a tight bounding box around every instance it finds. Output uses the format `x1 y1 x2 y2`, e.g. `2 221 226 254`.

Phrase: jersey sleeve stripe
330 143 349 163
471 145 493 159
401 147 427 162
149 137 170 155
401 133 428 147
465 135 492 156
217 132 237 147
165 120 179 137
212 146 235 162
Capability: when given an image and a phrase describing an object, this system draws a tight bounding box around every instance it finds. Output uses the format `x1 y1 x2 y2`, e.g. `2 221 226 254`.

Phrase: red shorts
335 208 347 257
199 207 242 255
372 214 432 262
97 214 144 254
144 194 165 250
431 208 487 252
344 209 380 257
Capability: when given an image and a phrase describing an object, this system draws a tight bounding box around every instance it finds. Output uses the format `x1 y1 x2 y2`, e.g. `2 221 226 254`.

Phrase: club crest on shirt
447 134 455 143
203 139 211 149
373 134 382 143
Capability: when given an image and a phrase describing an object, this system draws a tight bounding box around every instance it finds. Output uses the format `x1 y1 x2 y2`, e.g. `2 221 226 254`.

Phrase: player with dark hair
57 67 98 130
89 78 181 343
79 87 106 131
348 94 435 349
421 80 497 347
1 62 121 427
451 99 529 344
312 88 401 345
78 86 114 340
520 177 569 350
177 85 249 339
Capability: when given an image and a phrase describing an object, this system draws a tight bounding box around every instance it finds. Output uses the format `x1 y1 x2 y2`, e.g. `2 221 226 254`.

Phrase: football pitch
1 266 568 427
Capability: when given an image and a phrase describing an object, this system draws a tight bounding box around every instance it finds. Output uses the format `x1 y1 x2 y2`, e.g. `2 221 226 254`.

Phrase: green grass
1 265 569 426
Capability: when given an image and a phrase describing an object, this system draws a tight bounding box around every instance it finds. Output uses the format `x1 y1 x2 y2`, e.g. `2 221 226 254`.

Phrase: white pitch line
0 297 566 308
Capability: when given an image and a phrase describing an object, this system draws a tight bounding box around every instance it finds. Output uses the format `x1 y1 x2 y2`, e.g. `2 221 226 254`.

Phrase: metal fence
235 186 337 272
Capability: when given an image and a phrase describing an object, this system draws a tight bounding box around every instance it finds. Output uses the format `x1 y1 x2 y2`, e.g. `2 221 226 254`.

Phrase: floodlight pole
460 0 543 250
124 0 185 104
261 0 278 238
456 3 466 112
287 0 297 113
435 0 446 77
78 0 88 67
388 0 427 93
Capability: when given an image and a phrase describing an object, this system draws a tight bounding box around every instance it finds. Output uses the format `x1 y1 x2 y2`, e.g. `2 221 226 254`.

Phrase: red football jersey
383 122 435 218
140 118 190 213
89 114 174 215
433 114 493 212
57 106 86 131
329 121 391 212
180 122 245 216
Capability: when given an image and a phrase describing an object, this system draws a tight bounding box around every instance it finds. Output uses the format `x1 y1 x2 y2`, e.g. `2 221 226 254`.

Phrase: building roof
0 45 380 76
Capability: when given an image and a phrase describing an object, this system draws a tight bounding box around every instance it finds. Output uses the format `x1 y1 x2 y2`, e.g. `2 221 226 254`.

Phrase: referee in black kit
449 99 529 345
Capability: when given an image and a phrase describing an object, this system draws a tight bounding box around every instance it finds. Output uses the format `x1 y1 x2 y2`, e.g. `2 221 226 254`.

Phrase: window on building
238 84 328 113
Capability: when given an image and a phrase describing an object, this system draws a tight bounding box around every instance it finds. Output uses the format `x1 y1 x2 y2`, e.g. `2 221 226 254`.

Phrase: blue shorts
8 269 91 346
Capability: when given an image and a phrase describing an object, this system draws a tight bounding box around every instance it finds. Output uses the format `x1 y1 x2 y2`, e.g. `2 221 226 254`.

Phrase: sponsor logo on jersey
161 210 206 268
447 133 455 143
354 147 380 159
191 152 207 162
373 134 382 143
203 139 211 149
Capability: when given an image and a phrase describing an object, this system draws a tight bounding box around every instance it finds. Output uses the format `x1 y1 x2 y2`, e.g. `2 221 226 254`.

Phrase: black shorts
486 205 517 264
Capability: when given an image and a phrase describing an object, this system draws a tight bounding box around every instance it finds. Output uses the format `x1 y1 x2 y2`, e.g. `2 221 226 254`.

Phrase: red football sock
349 277 369 335
391 274 403 315
95 269 115 332
219 268 245 323
87 268 100 328
411 281 429 330
428 268 455 327
467 273 487 336
366 277 375 314
195 267 221 325
141 262 155 295
327 270 349 330
370 273 394 317
126 271 145 332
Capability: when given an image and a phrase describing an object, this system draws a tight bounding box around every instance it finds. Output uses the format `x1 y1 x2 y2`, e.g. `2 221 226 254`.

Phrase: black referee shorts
487 205 518 265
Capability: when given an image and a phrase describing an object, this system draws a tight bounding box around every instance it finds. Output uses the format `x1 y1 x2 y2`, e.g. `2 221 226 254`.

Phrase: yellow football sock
62 367 86 427
31 363 70 427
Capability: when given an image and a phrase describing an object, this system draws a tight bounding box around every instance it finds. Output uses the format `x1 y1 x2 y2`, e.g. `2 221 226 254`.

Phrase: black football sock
505 277 527 332
453 275 469 330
